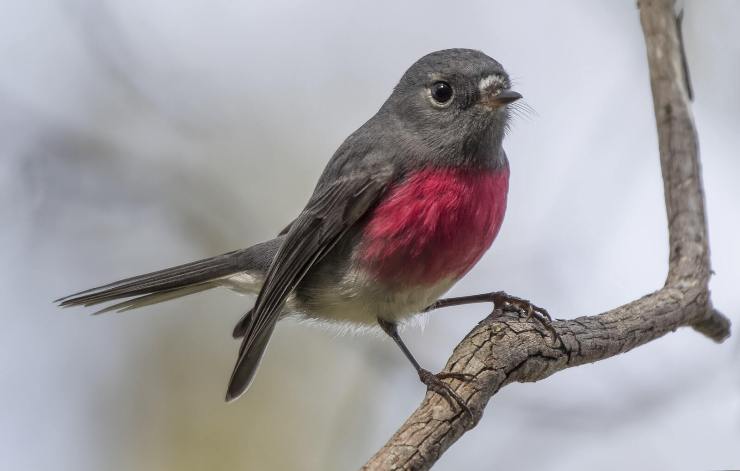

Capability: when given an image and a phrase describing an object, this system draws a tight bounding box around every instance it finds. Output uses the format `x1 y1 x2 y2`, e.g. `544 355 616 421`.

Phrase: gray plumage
56 238 281 312
56 48 520 401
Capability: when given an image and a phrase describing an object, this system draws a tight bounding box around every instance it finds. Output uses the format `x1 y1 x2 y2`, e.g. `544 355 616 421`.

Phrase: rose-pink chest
358 166 509 286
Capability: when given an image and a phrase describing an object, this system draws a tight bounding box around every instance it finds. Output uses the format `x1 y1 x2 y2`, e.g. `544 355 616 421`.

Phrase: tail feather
91 282 218 315
55 237 284 311
56 251 245 308
55 251 243 307
56 237 285 401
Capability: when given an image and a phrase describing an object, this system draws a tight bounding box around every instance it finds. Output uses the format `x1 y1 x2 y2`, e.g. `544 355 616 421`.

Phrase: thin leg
424 292 504 311
425 291 559 340
377 318 474 418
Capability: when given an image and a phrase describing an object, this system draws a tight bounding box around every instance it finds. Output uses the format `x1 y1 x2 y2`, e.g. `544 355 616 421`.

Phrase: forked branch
363 1 731 469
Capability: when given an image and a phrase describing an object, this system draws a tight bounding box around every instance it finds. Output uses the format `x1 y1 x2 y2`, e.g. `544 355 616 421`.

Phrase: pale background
1 1 739 470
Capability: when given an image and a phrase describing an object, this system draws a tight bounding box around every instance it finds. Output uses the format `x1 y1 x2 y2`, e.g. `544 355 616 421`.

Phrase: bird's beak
480 89 522 108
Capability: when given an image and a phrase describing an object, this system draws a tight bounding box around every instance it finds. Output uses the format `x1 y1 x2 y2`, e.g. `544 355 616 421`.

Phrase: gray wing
225 164 394 400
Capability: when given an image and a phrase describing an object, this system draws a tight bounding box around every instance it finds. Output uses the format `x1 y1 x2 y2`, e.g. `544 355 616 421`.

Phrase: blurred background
2 0 739 469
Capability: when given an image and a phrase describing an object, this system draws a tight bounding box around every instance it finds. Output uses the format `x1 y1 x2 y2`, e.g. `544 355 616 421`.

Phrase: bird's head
383 49 520 166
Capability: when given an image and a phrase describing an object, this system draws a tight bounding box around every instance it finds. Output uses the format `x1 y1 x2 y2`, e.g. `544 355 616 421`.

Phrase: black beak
494 90 522 104
480 89 522 108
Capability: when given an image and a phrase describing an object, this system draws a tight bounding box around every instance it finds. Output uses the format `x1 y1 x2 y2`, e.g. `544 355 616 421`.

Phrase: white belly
295 268 458 326
220 269 456 328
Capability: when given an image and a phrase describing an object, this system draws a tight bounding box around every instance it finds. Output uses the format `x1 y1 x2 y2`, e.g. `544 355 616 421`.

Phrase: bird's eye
430 81 453 105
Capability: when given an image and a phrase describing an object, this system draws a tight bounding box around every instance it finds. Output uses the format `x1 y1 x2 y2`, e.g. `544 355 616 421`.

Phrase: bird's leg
424 291 558 340
377 318 474 418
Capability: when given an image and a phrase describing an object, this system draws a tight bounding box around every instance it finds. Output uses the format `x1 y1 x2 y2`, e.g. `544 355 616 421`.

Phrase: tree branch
362 1 731 469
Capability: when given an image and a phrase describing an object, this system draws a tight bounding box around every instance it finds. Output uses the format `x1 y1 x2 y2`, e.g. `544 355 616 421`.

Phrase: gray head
381 49 520 167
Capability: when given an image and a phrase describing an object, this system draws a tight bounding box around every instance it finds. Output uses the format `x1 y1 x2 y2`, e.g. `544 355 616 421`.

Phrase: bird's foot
490 291 558 340
418 368 474 420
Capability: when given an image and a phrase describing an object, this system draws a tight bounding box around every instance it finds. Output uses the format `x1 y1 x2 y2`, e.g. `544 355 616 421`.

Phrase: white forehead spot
478 74 505 91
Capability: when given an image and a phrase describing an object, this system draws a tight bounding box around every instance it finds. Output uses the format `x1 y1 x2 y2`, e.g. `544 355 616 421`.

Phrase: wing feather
225 164 394 399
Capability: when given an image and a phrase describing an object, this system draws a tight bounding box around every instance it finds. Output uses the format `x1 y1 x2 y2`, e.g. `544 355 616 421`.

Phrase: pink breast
358 166 509 286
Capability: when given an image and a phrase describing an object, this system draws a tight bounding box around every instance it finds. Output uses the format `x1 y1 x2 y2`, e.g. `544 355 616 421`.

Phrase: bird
56 48 551 414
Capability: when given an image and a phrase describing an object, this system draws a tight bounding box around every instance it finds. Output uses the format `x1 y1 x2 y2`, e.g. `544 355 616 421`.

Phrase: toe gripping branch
377 318 475 420
379 291 559 422
426 291 559 341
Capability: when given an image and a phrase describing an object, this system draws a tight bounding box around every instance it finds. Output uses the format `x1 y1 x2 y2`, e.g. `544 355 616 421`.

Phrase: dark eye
430 81 453 104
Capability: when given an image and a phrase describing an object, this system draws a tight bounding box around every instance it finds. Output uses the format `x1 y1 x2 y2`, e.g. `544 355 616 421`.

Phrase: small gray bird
57 49 549 412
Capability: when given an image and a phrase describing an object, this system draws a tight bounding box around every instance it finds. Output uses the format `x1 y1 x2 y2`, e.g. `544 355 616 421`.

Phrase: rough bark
362 1 731 469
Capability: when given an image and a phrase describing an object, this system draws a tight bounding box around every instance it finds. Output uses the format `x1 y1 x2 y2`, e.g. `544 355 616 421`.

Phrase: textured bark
362 1 731 469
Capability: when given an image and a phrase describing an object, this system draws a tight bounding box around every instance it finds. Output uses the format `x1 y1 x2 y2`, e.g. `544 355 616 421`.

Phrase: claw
491 291 558 341
424 290 562 346
418 369 474 421
436 371 476 382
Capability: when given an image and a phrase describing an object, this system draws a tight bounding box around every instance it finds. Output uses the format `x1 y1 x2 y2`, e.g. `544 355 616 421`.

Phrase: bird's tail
55 238 280 314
